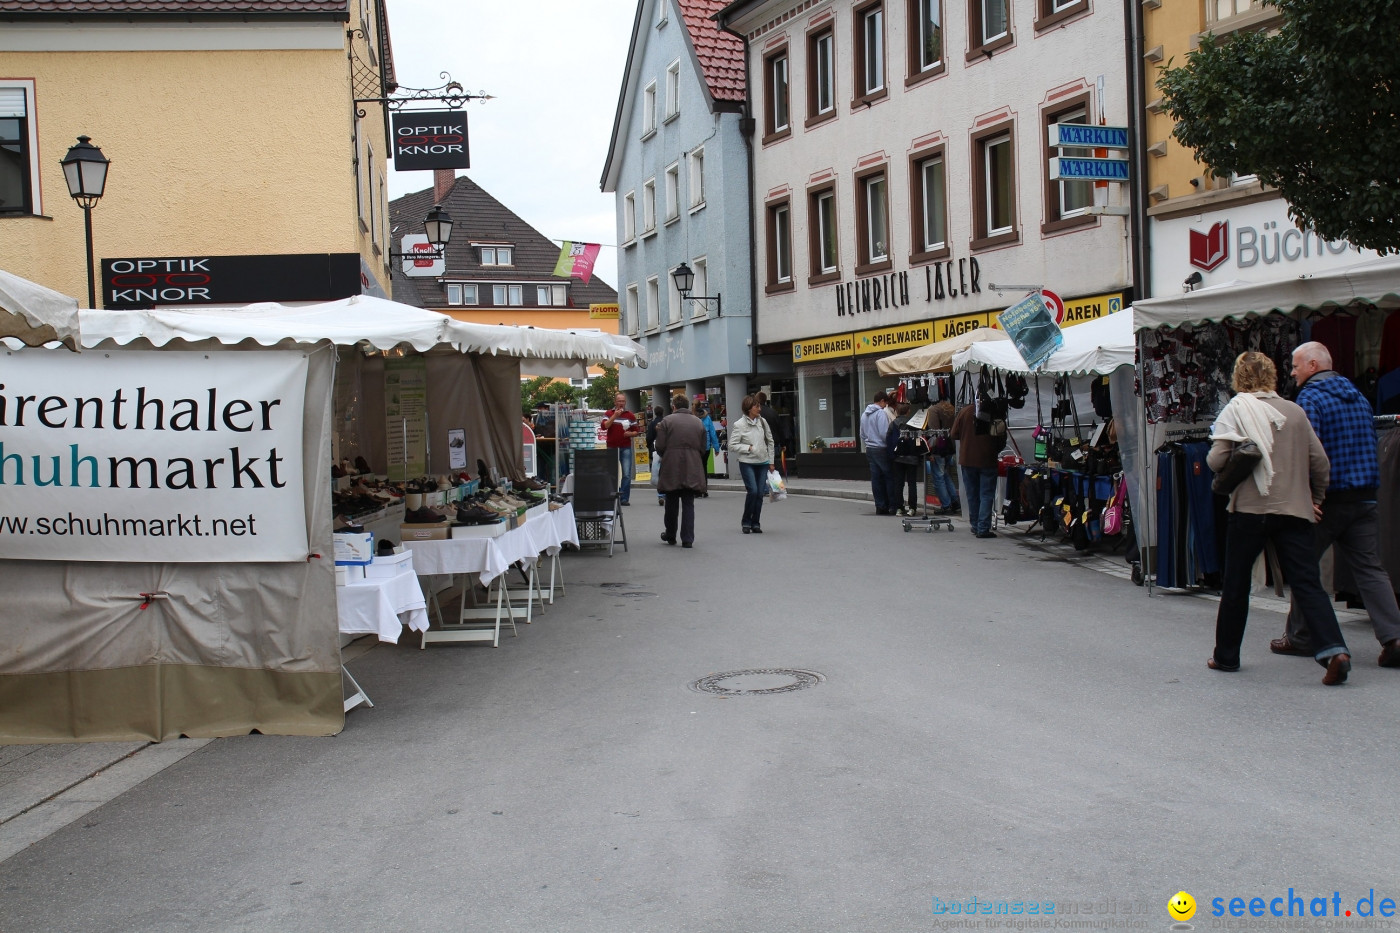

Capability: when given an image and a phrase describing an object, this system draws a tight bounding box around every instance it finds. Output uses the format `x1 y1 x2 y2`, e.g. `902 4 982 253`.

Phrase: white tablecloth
405 504 577 585
336 564 429 644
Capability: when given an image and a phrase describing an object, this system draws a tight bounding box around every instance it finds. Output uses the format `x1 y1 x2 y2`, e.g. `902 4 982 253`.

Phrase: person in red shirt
603 392 642 505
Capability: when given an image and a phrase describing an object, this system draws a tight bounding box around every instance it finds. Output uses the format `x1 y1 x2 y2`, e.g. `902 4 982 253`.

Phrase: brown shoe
1207 658 1240 673
1322 653 1351 686
1379 639 1400 668
1269 636 1312 657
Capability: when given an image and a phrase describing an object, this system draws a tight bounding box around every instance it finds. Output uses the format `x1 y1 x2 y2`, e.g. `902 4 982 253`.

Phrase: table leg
342 664 374 711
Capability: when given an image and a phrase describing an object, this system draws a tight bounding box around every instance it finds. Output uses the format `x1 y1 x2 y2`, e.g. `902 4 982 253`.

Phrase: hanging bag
1210 440 1262 496
1102 474 1126 536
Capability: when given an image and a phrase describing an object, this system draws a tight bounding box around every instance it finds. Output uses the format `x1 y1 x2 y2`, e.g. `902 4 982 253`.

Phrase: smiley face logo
1168 892 1197 922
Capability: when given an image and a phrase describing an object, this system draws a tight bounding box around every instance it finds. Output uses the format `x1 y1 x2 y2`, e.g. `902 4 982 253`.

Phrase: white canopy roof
1132 255 1400 332
875 327 1009 375
0 268 81 350
76 295 648 367
954 309 1135 376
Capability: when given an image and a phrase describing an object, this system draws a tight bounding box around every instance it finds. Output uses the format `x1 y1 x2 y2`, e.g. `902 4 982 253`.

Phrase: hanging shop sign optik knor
391 110 470 171
835 258 983 317
0 351 309 562
101 254 362 309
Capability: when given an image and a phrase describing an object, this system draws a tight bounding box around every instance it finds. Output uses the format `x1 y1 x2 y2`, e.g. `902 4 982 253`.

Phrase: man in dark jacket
1274 342 1400 667
654 395 708 548
952 400 1003 539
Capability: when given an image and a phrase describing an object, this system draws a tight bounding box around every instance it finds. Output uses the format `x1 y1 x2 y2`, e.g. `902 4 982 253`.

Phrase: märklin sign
391 110 470 171
101 254 361 308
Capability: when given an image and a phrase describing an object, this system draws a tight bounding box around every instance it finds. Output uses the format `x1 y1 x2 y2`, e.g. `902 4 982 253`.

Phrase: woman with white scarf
1206 351 1352 685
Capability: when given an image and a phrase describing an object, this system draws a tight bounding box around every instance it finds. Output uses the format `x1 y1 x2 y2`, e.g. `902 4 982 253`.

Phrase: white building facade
719 0 1134 464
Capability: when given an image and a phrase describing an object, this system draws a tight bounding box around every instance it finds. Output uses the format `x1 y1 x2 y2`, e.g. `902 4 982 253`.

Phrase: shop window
764 47 791 143
854 165 891 275
906 0 944 85
536 284 568 306
623 191 637 242
968 0 1012 58
665 61 681 120
766 198 793 293
626 284 640 335
1043 97 1095 234
688 148 705 208
852 1 887 106
806 26 836 127
643 81 657 137
646 276 660 331
446 283 478 306
665 162 680 222
909 147 949 262
972 122 1018 249
808 183 840 283
1035 0 1087 31
643 179 656 234
492 284 523 306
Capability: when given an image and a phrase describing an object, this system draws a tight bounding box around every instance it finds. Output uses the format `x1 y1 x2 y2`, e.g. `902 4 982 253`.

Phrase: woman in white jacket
727 395 774 533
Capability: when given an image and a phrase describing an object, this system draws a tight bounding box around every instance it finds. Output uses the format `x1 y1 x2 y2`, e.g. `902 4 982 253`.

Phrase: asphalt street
2 489 1397 933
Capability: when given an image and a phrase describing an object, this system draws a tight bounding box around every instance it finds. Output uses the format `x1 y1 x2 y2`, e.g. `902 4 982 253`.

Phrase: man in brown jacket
951 401 1004 538
654 395 708 548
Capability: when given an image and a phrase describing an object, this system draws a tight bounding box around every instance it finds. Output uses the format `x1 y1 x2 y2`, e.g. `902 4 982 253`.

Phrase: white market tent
875 327 1009 376
0 268 81 350
952 309 1135 376
0 292 646 743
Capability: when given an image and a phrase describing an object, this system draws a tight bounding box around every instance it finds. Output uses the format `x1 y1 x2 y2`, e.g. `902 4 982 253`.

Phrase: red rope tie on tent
307 552 322 561
136 592 170 610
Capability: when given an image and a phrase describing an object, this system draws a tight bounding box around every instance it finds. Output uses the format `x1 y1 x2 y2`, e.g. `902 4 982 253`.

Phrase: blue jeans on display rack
960 465 998 534
739 461 767 529
1214 511 1349 669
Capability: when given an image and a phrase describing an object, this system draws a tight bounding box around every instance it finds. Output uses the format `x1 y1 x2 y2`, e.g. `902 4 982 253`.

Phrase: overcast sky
386 1 639 292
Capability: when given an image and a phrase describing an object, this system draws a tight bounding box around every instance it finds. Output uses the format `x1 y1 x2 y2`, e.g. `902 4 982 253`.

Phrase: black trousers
663 491 697 545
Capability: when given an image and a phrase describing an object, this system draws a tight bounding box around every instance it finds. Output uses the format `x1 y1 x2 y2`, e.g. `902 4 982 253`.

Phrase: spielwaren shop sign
101 254 363 309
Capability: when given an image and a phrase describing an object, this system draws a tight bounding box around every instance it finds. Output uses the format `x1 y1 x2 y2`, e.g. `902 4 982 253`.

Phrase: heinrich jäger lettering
834 258 981 316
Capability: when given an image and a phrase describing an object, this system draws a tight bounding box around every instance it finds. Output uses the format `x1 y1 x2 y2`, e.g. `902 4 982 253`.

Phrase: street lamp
389 204 454 261
59 136 110 309
670 261 721 317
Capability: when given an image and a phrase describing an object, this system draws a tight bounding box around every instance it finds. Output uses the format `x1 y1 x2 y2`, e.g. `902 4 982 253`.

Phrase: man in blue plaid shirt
1272 342 1400 668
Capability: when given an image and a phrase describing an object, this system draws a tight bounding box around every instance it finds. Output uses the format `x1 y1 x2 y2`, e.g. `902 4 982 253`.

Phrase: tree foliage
519 375 578 415
584 365 619 410
1157 0 1400 253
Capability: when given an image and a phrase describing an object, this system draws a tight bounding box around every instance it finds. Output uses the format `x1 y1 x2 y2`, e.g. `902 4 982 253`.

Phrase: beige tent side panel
0 344 343 743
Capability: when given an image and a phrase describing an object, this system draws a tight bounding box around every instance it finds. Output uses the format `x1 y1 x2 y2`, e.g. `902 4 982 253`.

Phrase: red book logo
1189 221 1229 271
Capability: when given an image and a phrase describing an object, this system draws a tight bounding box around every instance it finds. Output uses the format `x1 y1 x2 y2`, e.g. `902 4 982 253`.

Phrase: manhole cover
690 669 825 696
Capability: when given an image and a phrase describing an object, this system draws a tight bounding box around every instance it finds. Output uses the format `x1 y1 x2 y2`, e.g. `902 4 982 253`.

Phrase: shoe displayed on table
1379 639 1400 668
1269 636 1312 657
455 504 502 525
404 506 446 523
1322 653 1351 686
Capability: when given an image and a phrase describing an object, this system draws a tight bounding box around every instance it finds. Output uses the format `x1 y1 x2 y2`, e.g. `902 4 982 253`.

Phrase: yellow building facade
0 1 395 306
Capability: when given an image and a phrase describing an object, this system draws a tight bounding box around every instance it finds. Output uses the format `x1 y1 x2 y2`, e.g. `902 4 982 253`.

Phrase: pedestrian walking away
860 390 896 515
887 402 923 517
1207 351 1352 685
1273 341 1400 668
951 396 1001 537
603 392 642 506
654 395 707 548
646 405 666 505
729 394 774 534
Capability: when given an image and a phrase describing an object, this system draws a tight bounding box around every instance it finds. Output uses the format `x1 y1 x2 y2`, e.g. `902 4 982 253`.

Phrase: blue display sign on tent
997 293 1063 371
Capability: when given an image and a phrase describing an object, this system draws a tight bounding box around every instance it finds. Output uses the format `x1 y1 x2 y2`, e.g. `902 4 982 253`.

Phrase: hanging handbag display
1102 475 1126 536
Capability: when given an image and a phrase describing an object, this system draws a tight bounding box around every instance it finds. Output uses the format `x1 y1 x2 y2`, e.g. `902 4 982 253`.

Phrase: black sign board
101 253 362 309
391 110 470 171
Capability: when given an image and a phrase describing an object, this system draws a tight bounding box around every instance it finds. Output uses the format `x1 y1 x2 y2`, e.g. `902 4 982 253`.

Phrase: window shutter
0 88 27 118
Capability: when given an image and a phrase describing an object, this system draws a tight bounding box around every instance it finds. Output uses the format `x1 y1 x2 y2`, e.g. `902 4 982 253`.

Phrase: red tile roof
677 0 746 103
0 1 345 13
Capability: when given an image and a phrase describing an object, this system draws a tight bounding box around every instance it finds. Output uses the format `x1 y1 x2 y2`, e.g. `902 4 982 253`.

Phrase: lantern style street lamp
389 204 454 261
59 136 111 309
670 261 722 317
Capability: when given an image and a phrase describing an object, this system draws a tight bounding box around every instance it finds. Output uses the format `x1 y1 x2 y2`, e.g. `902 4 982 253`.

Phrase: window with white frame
859 4 885 97
810 187 839 276
910 0 943 75
688 148 705 207
1046 104 1093 224
765 49 790 138
914 152 947 253
767 200 793 288
493 284 524 306
667 269 682 324
623 191 637 241
690 257 708 314
643 82 658 136
862 173 889 263
809 29 835 119
1 82 41 215
664 163 680 222
537 284 568 306
479 246 514 266
646 276 660 330
665 61 681 119
1208 0 1259 21
626 284 640 335
643 179 657 233
975 0 1009 47
973 126 1017 243
446 283 479 306
367 144 378 251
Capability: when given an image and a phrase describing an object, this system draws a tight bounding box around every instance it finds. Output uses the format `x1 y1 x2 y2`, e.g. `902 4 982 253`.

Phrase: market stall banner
0 350 309 562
